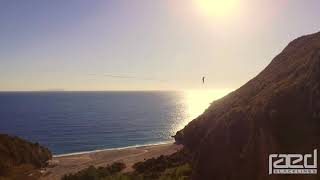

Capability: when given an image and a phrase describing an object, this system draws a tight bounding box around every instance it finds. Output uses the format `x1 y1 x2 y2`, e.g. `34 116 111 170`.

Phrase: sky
0 0 320 91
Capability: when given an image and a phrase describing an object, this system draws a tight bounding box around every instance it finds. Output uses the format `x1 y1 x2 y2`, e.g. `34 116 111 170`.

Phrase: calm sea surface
0 91 229 155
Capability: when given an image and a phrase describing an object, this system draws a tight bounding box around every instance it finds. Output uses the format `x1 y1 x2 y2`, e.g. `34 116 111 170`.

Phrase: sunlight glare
194 0 239 17
175 89 233 131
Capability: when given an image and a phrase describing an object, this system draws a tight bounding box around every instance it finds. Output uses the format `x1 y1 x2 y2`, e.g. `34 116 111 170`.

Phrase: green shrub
61 149 192 180
159 164 192 180
62 162 126 180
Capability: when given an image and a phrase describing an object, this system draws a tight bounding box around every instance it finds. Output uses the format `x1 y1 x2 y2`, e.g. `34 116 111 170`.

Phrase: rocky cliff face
0 134 52 176
174 32 320 180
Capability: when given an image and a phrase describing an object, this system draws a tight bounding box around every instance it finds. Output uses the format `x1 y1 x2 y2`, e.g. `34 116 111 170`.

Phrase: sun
194 0 239 17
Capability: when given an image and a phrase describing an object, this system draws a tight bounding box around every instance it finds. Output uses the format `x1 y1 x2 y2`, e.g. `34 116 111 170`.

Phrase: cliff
174 32 320 180
0 134 52 177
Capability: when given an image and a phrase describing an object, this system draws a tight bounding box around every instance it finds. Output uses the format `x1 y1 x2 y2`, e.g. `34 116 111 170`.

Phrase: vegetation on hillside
61 149 192 180
62 162 126 180
0 134 52 179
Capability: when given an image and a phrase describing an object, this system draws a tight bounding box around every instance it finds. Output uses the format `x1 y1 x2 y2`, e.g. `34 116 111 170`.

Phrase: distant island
1 31 320 180
39 89 66 92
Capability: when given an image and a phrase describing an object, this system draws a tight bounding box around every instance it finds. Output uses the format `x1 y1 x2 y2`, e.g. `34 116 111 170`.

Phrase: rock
0 134 52 177
174 32 320 180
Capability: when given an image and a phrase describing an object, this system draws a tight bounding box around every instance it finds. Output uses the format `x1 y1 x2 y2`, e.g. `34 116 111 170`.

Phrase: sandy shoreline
41 142 182 180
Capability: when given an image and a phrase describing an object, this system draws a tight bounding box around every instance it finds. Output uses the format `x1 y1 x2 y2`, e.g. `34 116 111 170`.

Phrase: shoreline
53 140 175 158
42 142 182 180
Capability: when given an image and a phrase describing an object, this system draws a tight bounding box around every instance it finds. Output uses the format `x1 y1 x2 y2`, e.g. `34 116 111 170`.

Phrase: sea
0 90 230 155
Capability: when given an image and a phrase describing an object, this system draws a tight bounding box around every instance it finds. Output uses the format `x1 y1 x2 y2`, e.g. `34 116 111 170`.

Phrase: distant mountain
174 32 320 180
0 134 52 178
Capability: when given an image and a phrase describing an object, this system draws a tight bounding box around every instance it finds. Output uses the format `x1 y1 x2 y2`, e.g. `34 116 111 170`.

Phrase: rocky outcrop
174 32 320 180
0 134 52 176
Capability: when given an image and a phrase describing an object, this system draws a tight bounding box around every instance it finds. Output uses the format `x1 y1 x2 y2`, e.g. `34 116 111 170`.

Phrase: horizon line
0 88 235 93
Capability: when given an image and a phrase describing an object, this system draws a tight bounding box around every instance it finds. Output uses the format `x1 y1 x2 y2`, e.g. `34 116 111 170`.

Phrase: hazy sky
1 0 320 91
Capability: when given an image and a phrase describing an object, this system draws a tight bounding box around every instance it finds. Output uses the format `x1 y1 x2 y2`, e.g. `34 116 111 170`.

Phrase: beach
41 142 182 180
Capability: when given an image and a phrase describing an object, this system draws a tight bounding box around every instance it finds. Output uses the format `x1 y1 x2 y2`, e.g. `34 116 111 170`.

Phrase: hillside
174 32 320 180
0 134 52 178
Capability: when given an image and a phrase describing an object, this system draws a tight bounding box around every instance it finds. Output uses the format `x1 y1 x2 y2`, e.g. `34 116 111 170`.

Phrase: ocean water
0 91 229 155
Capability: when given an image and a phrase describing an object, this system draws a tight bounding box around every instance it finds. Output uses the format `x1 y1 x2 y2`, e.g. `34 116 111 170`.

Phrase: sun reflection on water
174 89 233 132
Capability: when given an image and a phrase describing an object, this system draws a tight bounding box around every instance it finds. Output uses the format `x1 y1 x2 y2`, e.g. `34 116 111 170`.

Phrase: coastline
41 142 182 180
53 140 175 158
